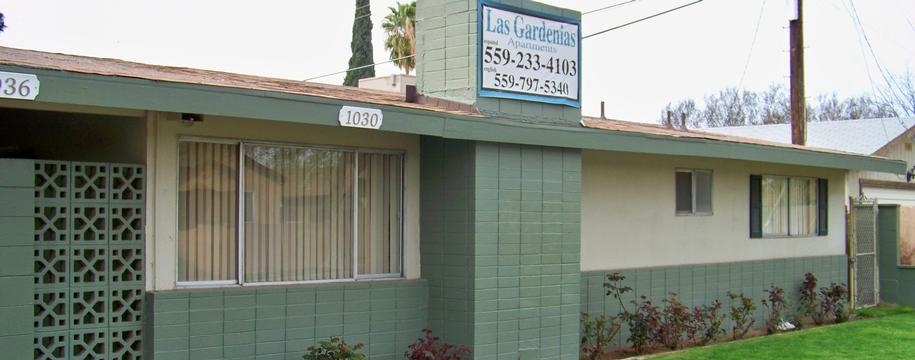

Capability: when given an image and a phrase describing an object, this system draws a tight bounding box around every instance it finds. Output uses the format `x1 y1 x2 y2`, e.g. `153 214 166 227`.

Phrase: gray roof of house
704 117 915 154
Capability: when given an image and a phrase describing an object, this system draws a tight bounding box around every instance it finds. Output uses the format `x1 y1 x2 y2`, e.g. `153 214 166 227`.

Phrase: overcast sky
0 0 912 123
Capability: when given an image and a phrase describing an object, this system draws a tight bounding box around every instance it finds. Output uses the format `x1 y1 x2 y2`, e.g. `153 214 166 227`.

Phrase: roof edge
0 60 905 175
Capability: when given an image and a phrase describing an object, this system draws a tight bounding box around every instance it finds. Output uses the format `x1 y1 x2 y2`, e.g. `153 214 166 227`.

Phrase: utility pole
789 0 806 145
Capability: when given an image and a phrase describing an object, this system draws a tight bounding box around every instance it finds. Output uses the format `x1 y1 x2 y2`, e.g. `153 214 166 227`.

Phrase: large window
750 175 827 238
675 169 712 215
178 140 403 285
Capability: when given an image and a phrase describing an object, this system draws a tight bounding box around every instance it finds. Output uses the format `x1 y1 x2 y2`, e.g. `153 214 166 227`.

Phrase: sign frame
476 0 582 108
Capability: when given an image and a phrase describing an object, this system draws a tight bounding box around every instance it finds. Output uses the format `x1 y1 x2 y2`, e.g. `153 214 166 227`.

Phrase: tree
382 1 416 75
658 82 899 128
0 13 6 33
881 69 915 117
343 0 375 87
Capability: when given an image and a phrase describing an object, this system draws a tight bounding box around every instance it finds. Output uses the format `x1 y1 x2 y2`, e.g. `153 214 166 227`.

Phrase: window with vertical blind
177 140 403 285
749 175 827 238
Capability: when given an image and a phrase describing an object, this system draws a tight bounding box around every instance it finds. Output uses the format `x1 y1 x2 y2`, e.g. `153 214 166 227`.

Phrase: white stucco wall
581 149 848 271
145 112 421 290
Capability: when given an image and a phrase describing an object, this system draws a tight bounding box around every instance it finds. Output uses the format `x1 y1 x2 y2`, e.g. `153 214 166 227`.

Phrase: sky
0 0 913 123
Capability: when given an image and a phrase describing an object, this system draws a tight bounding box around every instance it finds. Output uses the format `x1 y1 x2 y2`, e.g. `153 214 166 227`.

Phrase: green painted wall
146 280 427 360
420 137 476 347
415 0 582 126
0 159 35 359
581 255 848 348
420 137 582 359
877 205 915 306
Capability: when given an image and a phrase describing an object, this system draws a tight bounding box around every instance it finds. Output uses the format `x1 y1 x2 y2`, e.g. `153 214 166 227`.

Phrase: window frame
675 168 713 216
175 137 406 287
754 174 823 238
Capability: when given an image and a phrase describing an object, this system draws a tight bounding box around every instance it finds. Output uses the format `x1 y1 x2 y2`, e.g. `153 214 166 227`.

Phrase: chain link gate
32 161 145 359
849 198 879 308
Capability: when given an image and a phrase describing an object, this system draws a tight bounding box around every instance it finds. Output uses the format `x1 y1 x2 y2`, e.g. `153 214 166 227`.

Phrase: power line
583 0 704 39
738 0 767 89
308 1 703 82
303 54 415 82
583 0 638 15
848 0 911 119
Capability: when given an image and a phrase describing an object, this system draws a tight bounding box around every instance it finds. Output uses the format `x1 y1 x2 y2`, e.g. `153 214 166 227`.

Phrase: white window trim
675 169 713 216
175 137 406 287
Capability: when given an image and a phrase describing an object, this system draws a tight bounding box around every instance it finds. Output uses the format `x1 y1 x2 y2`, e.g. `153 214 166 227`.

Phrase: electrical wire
848 0 911 121
583 0 638 15
303 54 415 82
308 0 704 81
738 0 767 89
583 0 704 39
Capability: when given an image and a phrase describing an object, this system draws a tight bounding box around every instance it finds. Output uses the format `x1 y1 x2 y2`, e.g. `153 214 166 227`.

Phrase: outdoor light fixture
181 113 203 122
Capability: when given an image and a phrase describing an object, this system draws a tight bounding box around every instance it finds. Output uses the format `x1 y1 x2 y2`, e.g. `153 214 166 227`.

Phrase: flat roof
0 46 905 174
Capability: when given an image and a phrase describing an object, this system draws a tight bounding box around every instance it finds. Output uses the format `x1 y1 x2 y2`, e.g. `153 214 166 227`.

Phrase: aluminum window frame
675 168 714 216
175 137 406 287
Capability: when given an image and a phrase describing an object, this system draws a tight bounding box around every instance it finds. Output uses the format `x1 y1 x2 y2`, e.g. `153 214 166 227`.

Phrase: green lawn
653 307 915 359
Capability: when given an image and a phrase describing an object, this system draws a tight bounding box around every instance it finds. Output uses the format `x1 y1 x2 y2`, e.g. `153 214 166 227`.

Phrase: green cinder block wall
421 137 582 360
415 0 582 126
146 280 427 360
420 137 476 347
877 205 915 306
581 255 848 348
0 159 35 359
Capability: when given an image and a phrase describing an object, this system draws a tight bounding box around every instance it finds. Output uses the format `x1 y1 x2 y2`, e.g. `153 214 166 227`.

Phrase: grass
653 306 915 359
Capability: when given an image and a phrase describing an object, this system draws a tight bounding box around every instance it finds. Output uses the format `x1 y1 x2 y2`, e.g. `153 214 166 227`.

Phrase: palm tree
382 1 416 75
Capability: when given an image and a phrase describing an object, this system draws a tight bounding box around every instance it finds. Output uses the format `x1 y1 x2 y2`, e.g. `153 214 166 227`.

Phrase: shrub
304 336 366 360
657 292 692 350
726 291 756 340
761 284 788 334
689 299 725 346
580 312 621 360
821 282 850 323
405 328 470 360
625 295 660 354
799 272 825 325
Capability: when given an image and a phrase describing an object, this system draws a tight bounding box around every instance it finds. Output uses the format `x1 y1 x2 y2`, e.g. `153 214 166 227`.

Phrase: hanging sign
478 1 581 107
339 106 383 129
0 71 40 101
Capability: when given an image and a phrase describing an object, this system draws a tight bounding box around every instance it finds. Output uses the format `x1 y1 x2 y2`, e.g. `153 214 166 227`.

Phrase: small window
676 169 712 215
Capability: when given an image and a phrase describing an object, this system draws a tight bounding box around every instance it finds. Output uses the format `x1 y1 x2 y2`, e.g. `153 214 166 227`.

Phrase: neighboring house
0 2 906 359
707 118 915 306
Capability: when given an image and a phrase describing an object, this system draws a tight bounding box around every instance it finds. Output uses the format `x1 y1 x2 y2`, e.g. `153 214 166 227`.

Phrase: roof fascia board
2 64 904 174
442 117 906 174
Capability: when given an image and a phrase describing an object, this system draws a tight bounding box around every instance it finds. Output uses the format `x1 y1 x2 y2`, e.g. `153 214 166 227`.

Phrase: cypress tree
343 0 375 86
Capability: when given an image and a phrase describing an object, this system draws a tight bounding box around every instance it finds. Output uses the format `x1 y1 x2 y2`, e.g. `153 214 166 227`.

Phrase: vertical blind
177 140 403 283
788 177 817 236
759 176 818 237
358 153 403 275
177 142 239 282
762 176 789 236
